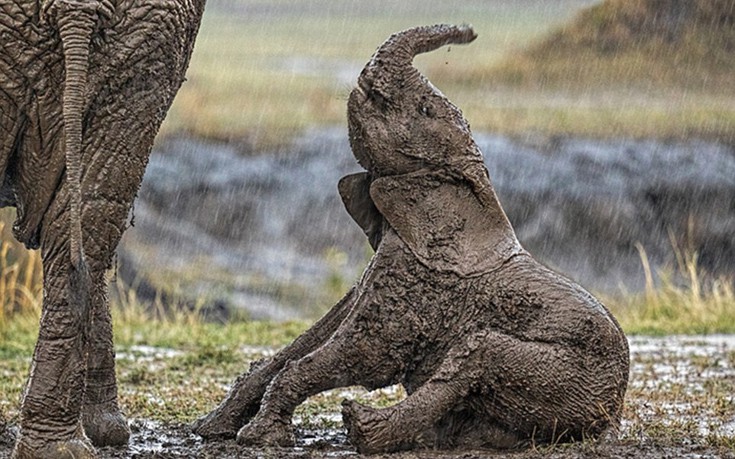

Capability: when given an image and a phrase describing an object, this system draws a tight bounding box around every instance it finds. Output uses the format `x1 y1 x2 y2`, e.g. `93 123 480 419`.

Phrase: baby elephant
194 24 630 453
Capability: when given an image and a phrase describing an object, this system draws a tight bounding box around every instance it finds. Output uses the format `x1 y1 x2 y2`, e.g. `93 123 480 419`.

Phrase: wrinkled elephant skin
0 0 205 457
194 24 630 454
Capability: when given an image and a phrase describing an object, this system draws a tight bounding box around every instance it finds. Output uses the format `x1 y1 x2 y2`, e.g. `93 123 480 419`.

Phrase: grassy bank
608 247 735 335
467 0 735 142
166 0 590 145
162 0 735 146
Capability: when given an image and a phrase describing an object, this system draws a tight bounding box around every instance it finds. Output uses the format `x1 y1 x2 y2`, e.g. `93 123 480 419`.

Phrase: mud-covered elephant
0 0 205 457
194 24 630 454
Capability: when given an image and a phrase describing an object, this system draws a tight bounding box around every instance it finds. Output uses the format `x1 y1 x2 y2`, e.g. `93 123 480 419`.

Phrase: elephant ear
369 173 521 276
338 173 384 250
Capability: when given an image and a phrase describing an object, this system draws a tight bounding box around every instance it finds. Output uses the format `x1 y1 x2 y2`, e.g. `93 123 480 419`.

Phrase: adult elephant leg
75 121 162 447
12 192 96 459
73 1 203 446
81 277 129 447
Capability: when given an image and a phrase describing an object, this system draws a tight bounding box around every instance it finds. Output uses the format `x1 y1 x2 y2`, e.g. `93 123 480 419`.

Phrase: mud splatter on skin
193 24 629 454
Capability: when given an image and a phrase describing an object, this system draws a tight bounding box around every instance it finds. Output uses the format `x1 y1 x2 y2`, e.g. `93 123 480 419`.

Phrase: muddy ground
2 335 735 458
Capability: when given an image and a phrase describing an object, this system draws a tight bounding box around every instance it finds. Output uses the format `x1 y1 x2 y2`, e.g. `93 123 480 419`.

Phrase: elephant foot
12 425 97 459
192 408 241 440
82 403 130 447
236 418 294 447
342 400 410 454
193 388 263 441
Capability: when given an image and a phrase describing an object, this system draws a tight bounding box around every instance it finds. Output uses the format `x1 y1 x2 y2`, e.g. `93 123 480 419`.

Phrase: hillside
490 0 735 90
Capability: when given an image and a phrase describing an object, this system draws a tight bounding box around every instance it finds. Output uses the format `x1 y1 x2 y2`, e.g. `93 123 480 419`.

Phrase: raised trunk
370 24 477 68
360 24 477 96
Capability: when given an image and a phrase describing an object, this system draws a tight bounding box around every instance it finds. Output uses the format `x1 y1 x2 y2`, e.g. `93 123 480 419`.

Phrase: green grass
162 1 604 146
160 0 735 146
607 246 735 335
0 296 310 422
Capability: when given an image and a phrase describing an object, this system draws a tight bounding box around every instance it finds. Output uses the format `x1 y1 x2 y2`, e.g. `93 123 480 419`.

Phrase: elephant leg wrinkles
81 274 129 447
5 0 206 456
194 286 360 439
236 311 408 448
341 329 622 454
342 333 477 454
13 195 95 459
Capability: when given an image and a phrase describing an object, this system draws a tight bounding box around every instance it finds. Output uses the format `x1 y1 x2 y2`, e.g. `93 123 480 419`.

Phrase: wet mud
2 336 734 458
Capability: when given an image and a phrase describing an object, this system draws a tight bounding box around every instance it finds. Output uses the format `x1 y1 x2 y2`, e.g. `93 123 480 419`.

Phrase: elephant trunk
57 6 96 339
361 24 477 96
370 24 476 68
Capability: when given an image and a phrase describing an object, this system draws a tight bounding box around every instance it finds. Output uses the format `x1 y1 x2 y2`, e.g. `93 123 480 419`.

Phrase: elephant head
342 24 520 275
347 24 480 177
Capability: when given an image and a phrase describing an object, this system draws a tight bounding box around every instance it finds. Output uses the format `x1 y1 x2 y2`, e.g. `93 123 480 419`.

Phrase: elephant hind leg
465 331 624 447
341 329 622 454
82 279 130 447
341 332 485 454
432 405 523 450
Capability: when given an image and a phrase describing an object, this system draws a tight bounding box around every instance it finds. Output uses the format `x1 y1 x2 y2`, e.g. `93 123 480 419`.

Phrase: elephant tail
55 3 98 337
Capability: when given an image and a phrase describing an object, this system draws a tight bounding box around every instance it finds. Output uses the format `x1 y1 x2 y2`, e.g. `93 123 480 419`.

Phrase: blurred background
1 2 734 446
3 0 734 322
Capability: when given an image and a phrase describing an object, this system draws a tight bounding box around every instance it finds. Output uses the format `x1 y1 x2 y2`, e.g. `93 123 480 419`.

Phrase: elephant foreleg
193 286 358 439
235 317 405 448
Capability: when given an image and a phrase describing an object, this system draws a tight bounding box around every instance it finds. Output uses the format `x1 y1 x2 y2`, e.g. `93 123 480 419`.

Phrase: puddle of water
625 335 735 447
125 419 200 456
240 345 277 358
116 345 185 362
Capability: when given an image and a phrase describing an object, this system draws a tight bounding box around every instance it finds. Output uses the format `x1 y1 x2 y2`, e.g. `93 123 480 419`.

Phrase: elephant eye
419 103 436 118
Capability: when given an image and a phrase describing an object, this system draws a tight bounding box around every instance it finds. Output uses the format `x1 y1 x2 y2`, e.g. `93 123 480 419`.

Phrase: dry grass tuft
0 214 42 329
608 243 735 335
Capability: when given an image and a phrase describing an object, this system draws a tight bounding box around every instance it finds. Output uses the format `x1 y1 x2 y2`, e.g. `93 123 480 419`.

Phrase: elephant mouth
347 86 375 174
